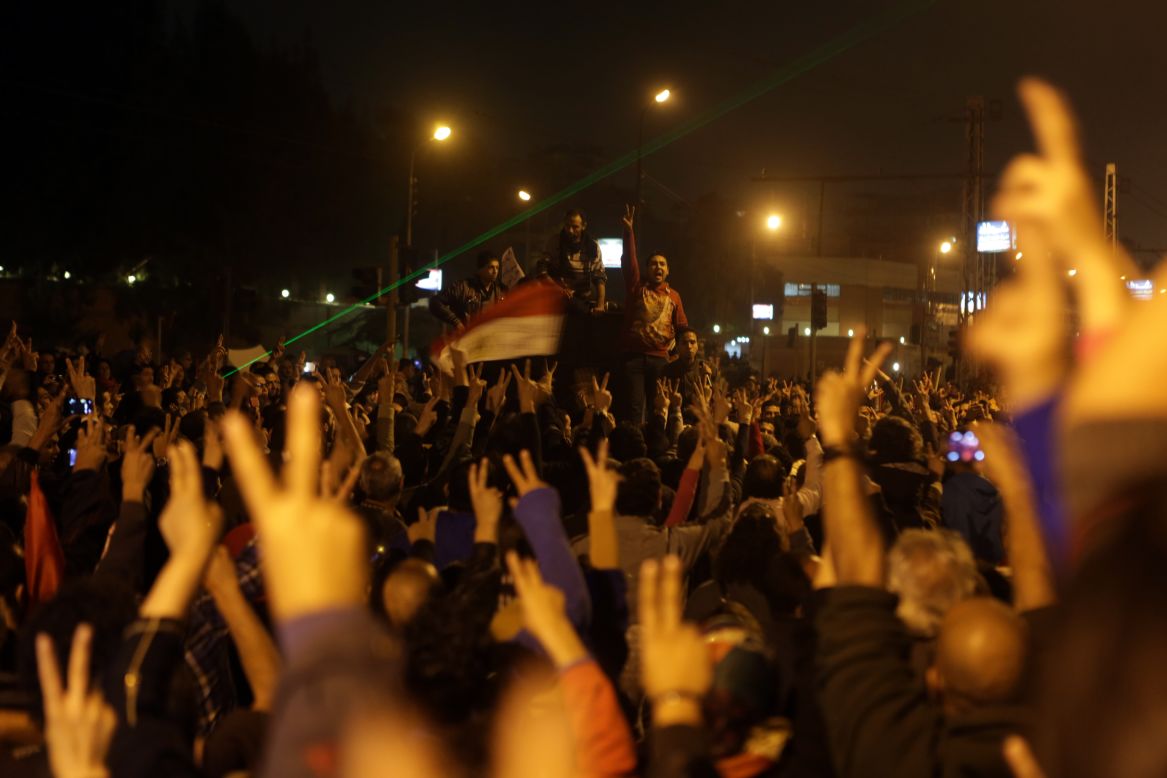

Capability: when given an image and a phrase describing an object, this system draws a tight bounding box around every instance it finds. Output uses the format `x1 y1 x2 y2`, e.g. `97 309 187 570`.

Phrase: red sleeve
664 466 700 528
672 290 688 329
748 421 765 459
559 660 638 778
622 226 639 295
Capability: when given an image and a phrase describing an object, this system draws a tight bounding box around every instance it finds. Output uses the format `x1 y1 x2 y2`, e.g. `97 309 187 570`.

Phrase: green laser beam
226 0 933 377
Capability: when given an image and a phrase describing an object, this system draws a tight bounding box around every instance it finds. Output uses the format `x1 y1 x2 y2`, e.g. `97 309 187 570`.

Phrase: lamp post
518 189 533 263
634 88 671 218
750 213 783 373
405 124 452 247
401 124 451 358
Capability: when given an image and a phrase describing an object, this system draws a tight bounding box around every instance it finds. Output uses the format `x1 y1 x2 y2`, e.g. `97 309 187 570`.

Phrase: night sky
211 0 1167 252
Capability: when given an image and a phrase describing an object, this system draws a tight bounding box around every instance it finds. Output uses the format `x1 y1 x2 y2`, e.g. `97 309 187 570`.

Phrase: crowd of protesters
0 78 1162 778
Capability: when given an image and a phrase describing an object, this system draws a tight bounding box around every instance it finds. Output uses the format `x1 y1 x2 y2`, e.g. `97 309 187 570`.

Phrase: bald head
382 559 439 628
930 598 1027 713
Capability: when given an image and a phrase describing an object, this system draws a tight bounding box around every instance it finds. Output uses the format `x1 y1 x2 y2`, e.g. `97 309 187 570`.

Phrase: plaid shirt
184 537 266 736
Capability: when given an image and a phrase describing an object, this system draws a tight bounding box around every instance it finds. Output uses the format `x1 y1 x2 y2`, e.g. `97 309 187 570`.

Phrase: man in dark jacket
813 336 1033 778
428 251 506 329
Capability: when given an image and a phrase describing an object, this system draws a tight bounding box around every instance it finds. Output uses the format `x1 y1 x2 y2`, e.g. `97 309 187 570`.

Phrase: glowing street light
892 362 901 372
635 87 675 213
517 189 532 202
712 323 721 334
281 289 291 299
766 214 783 231
804 327 811 336
763 326 771 335
847 328 854 338
63 271 71 279
939 241 953 254
899 336 906 344
408 123 456 246
127 274 137 285
325 292 336 303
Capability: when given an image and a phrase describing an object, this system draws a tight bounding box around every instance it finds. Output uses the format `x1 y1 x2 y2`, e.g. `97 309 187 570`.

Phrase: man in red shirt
619 205 688 424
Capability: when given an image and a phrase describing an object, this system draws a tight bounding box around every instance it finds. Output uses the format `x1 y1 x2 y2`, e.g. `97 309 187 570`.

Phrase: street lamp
517 189 531 202
766 213 783 231
406 124 453 247
712 323 721 334
281 288 290 299
325 292 335 303
635 86 672 214
939 240 953 254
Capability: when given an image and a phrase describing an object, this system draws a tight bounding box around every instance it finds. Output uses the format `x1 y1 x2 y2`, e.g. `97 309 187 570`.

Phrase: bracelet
821 445 860 465
651 689 704 706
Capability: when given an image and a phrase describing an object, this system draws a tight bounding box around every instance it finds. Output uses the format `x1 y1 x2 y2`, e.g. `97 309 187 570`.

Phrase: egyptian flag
25 470 65 607
430 279 566 372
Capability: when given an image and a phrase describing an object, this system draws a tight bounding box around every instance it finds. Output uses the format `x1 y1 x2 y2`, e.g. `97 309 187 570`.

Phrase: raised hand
65 356 96 401
587 371 613 415
653 378 671 416
29 391 68 453
538 360 557 399
485 369 513 414
35 624 116 778
73 416 108 473
151 414 178 460
221 383 369 622
414 395 441 437
322 368 348 411
121 427 159 503
466 363 488 408
468 458 503 542
622 204 636 231
710 384 731 426
157 440 222 562
815 330 892 448
0 322 18 368
638 556 711 721
580 439 620 513
506 551 586 669
732 388 753 424
408 506 439 545
510 359 539 413
502 449 546 498
376 358 397 406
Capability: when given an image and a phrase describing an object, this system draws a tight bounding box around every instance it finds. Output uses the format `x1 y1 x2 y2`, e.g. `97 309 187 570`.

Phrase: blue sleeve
513 487 592 629
1011 394 1068 573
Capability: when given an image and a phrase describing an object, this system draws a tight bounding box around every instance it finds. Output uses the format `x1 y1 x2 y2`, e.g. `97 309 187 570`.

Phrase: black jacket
814 586 1030 778
428 277 506 327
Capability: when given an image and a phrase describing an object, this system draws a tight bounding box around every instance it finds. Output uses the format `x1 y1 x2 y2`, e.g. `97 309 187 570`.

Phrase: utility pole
959 97 985 383
1104 162 1118 253
387 237 399 357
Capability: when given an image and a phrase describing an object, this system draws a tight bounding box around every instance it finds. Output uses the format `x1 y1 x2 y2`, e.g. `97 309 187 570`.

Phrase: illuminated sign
976 221 1014 253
